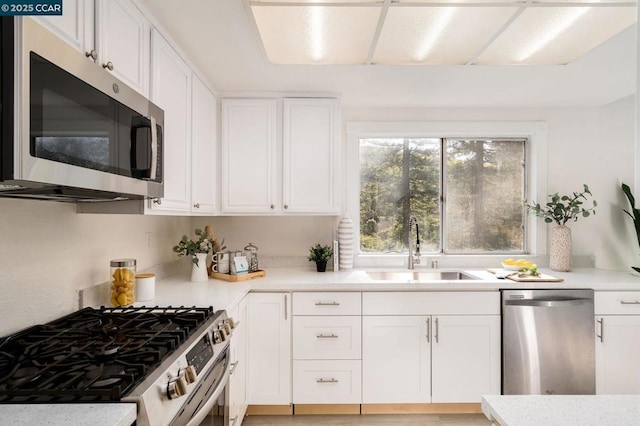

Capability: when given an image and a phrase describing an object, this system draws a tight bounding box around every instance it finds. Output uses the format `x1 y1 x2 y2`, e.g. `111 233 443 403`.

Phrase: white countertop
140 266 640 312
0 403 136 426
482 395 640 426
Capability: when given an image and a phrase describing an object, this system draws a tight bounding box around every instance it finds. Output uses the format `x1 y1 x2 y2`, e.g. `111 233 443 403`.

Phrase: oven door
178 346 230 426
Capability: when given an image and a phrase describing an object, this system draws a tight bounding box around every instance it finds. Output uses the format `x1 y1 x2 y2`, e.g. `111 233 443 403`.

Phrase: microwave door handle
149 116 157 181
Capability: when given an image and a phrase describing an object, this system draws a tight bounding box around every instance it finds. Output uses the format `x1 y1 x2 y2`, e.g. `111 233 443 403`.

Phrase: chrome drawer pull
596 318 604 342
620 300 640 305
317 378 338 384
315 302 340 306
316 333 338 339
229 361 239 375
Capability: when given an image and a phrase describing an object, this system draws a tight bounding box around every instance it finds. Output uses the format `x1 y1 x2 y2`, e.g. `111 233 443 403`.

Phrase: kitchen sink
365 271 479 281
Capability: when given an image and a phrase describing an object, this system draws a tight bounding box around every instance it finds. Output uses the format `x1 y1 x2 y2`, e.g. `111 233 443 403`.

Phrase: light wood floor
242 414 492 425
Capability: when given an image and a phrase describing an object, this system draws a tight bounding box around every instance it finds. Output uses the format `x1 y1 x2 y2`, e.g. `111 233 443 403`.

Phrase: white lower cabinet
595 291 640 394
293 360 361 404
362 292 501 404
431 315 501 403
229 296 248 425
362 315 431 403
292 292 362 405
247 292 291 405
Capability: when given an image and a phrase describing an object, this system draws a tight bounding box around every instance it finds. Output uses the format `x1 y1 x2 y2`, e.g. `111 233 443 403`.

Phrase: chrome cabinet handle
231 415 239 425
152 198 162 205
193 203 200 209
620 300 640 305
426 317 430 343
316 333 338 339
284 294 288 320
270 204 275 209
85 49 97 60
229 361 239 375
315 301 340 306
284 204 289 209
102 61 114 71
435 317 439 343
597 318 604 342
316 378 338 384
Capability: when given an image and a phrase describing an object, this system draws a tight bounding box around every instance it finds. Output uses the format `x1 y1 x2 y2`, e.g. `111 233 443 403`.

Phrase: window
359 137 526 254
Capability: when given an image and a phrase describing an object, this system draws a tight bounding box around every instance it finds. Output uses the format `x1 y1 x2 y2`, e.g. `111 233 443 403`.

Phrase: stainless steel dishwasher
502 289 595 395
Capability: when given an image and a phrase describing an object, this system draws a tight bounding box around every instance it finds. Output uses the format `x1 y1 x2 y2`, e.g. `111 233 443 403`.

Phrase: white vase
191 253 209 282
338 215 354 270
550 225 572 272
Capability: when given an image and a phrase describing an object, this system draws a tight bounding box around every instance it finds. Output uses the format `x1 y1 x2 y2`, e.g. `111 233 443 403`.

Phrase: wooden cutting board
487 268 564 282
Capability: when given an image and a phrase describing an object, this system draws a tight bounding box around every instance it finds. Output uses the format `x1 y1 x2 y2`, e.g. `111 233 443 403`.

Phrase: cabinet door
148 30 192 213
431 315 501 403
283 98 339 213
34 0 94 54
95 0 149 95
596 315 640 394
247 293 291 405
190 75 217 214
221 99 278 213
229 296 248 425
362 316 430 403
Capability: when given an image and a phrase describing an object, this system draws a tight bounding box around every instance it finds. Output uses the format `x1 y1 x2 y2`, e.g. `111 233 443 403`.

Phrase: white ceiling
140 0 637 108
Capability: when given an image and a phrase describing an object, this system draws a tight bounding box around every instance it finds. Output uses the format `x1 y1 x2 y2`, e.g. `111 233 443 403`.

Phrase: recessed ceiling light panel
474 6 636 64
251 5 381 64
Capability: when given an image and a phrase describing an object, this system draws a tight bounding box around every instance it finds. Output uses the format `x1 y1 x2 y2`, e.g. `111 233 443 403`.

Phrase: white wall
0 199 190 335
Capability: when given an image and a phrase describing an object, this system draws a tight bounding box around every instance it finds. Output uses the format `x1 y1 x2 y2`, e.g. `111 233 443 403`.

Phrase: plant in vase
525 184 597 272
308 243 333 272
173 228 213 282
621 183 640 274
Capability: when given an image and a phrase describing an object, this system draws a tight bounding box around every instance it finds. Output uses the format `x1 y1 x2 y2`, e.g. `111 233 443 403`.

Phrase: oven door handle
185 357 232 426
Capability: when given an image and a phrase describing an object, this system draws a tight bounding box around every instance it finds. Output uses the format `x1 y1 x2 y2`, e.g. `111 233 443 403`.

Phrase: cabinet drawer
293 292 361 316
293 316 361 360
293 360 362 404
595 292 640 314
363 292 499 315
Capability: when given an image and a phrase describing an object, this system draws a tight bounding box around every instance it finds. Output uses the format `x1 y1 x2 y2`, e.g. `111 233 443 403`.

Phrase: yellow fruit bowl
502 259 534 271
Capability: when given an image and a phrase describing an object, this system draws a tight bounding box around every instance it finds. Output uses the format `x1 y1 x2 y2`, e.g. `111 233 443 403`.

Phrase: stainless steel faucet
408 216 421 269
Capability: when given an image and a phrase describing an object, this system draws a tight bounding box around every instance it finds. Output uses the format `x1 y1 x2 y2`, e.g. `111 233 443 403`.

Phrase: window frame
345 121 548 267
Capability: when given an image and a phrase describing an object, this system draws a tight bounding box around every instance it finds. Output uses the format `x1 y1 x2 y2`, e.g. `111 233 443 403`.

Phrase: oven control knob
185 365 197 384
218 326 228 341
227 317 236 329
213 330 223 344
167 376 188 400
222 320 232 335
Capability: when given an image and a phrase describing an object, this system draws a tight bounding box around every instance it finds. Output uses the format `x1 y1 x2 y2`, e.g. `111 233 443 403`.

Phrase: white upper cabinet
94 0 150 95
190 75 218 214
221 97 340 215
221 99 278 213
147 29 192 213
36 0 150 96
35 0 94 53
283 98 339 213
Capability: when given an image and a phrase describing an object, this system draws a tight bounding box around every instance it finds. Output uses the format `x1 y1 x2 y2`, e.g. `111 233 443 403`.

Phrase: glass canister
110 258 136 307
244 243 259 272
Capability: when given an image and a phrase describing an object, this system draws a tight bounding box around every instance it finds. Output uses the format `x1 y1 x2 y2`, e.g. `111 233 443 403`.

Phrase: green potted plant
524 184 597 272
173 228 213 282
308 243 333 272
621 183 640 274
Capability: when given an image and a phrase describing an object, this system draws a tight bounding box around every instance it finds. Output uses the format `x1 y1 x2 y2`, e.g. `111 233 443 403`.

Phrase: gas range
0 306 235 425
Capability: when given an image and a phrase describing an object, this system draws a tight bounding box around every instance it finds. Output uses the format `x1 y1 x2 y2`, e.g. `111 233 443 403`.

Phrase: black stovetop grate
0 306 216 403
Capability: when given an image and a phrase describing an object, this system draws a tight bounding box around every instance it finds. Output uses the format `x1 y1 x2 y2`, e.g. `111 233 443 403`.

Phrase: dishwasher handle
504 297 591 308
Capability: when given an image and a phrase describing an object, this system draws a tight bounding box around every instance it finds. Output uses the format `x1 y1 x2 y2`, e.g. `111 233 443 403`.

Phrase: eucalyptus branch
524 184 597 226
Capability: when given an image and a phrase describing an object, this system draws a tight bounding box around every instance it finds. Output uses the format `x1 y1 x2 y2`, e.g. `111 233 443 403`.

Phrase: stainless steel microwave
0 17 163 202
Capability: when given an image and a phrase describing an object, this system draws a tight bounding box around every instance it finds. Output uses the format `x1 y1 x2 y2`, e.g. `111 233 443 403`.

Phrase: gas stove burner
0 306 219 403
